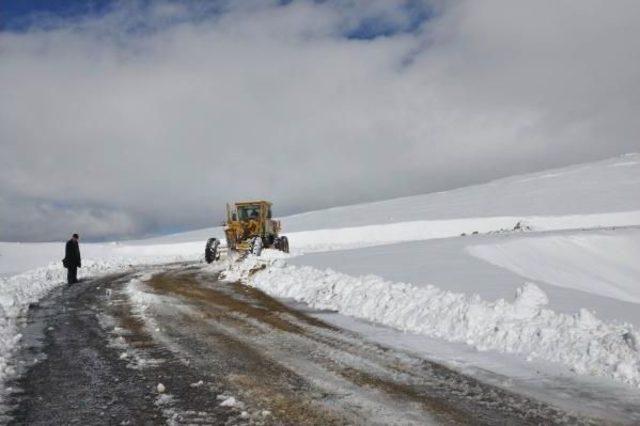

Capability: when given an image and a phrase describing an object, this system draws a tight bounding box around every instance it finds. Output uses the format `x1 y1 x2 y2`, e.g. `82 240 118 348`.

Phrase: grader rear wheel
279 236 289 253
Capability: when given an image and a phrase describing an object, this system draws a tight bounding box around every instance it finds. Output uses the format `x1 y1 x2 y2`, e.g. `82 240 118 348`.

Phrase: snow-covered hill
2 153 640 403
283 153 640 231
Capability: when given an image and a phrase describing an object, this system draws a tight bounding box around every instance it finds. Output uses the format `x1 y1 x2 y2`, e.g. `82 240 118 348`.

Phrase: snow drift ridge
236 258 640 388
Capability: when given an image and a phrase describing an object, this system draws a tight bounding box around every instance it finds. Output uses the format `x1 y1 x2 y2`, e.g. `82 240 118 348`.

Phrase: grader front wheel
205 238 220 263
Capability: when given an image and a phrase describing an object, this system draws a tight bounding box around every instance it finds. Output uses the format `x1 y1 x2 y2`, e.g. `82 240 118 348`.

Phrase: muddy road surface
4 265 613 425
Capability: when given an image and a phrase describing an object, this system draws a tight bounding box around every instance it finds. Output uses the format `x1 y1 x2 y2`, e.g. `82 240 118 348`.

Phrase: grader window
237 205 261 221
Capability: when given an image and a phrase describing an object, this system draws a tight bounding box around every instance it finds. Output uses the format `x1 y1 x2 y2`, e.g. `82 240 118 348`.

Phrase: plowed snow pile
233 257 640 388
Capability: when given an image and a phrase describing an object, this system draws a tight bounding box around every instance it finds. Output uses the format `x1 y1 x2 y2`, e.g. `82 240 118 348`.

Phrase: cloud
0 198 139 241
1 0 639 241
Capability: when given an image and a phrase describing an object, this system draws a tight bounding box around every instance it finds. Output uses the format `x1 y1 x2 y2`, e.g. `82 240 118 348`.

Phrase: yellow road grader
205 200 289 263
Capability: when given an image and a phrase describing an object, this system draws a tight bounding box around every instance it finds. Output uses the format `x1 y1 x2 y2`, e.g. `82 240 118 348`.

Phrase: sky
1 0 639 242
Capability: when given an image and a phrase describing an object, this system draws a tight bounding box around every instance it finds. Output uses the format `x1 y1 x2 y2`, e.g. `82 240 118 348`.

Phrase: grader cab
205 200 289 263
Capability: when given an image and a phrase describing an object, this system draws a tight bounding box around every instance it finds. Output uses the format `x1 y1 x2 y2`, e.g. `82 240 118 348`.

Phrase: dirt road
5 265 607 425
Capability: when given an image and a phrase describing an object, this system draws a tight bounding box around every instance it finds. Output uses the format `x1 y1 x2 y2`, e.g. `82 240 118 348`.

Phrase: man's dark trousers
67 266 78 285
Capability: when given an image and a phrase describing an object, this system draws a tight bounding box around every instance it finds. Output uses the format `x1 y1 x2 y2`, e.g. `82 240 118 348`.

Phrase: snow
231 257 640 387
468 230 640 304
296 230 640 326
2 153 640 399
287 211 640 253
219 396 238 407
310 305 640 420
281 153 640 231
216 394 245 410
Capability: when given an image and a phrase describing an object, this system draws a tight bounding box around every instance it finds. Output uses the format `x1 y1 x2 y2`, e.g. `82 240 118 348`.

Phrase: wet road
5 265 609 425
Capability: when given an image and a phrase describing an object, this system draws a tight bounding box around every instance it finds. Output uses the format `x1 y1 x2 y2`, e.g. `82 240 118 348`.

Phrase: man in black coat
63 233 81 284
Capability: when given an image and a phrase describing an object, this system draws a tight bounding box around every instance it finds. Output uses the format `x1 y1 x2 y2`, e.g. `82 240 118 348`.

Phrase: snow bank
1 261 85 384
238 259 640 387
287 211 640 253
468 230 640 304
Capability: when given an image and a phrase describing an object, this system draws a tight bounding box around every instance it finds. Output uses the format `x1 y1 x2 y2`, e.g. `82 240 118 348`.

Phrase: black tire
205 238 219 263
250 236 263 256
280 236 289 253
266 235 275 248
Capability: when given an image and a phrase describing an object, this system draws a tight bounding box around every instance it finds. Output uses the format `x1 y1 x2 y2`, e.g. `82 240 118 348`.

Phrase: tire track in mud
6 269 242 425
97 268 275 425
137 268 600 425
141 274 361 425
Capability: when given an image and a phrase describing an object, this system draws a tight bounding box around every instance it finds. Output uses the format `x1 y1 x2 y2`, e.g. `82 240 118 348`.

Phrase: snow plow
205 200 289 263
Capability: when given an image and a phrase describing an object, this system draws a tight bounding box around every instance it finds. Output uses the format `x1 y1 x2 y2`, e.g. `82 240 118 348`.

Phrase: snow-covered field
251 261 637 384
2 153 640 400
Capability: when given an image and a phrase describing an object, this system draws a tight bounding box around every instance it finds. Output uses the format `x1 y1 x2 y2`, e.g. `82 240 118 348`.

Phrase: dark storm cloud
1 0 639 241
